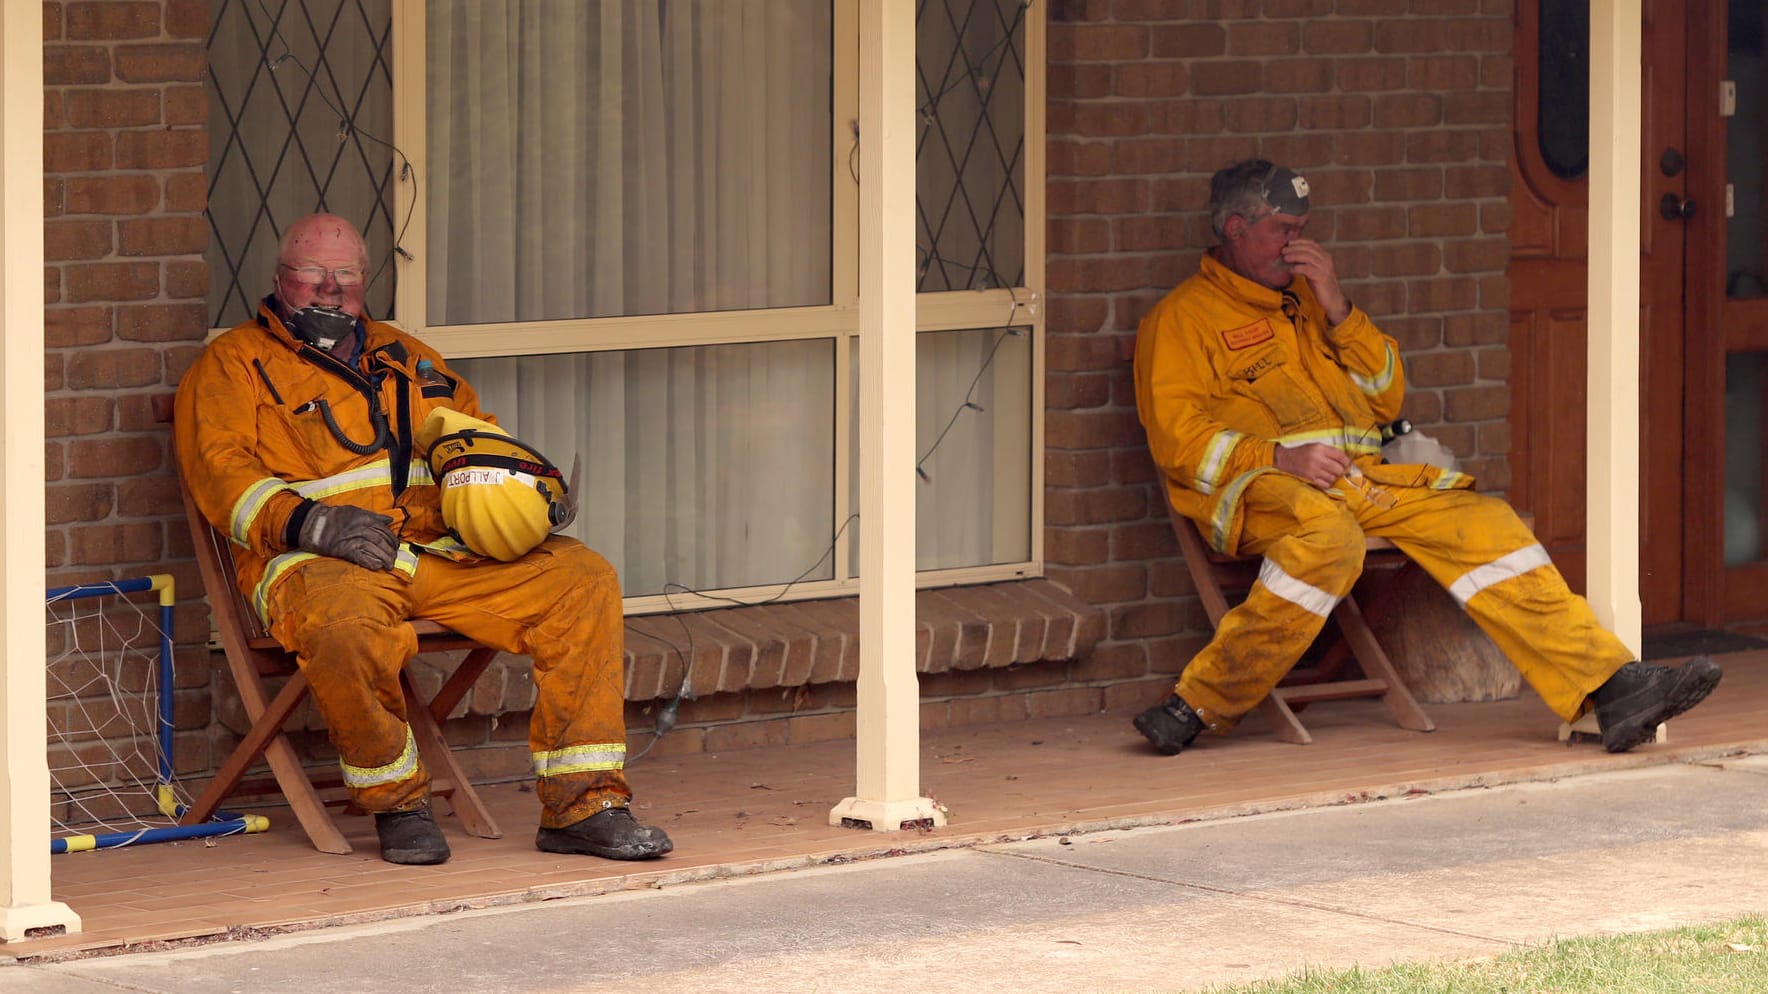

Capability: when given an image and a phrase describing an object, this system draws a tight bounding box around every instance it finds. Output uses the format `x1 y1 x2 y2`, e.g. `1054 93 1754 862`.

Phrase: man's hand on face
1279 239 1351 325
1273 442 1352 490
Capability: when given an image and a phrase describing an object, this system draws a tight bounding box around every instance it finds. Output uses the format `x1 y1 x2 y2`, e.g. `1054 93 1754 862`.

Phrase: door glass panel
1724 352 1768 564
1729 0 1768 297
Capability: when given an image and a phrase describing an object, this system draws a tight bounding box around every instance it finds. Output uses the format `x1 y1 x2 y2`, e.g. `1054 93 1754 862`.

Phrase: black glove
297 504 398 571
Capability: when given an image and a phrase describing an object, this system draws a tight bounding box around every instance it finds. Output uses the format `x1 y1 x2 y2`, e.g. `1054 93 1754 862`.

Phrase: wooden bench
177 473 505 855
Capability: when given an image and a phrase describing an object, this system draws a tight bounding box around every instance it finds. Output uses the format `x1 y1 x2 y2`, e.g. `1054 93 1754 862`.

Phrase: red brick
1228 22 1299 56
64 261 158 302
65 174 158 215
67 522 164 564
164 83 204 126
45 219 112 261
1046 563 1147 605
116 392 176 431
1108 600 1184 639
1049 61 1112 100
1045 449 1111 488
1050 24 1148 61
1370 242 1441 277
44 90 64 130
1114 214 1180 252
1047 138 1113 178
1374 92 1442 128
165 259 208 299
1407 350 1476 387
1409 203 1479 237
1334 206 1407 241
1304 20 1373 54
112 43 206 83
1045 298 1109 337
1257 131 1334 168
44 396 114 437
1406 129 1482 163
47 483 115 525
1191 61 1262 96
1478 346 1511 382
1478 274 1509 309
1047 176 1149 215
44 45 110 85
1481 53 1514 89
1444 164 1511 199
1336 131 1407 165
1445 236 1509 273
165 0 207 39
1444 91 1509 126
1046 525 1110 565
1383 316 1444 351
1224 98 1298 133
114 129 207 170
1049 217 1111 255
45 266 61 304
118 216 207 256
1408 54 1481 91
44 2 64 41
1046 408 1144 451
1299 95 1371 130
1046 371 1112 411
1408 276 1478 312
44 131 112 173
46 305 112 347
1444 311 1507 346
64 87 161 128
1113 61 1188 98
66 1 159 40
1185 135 1261 171
1373 166 1444 201
1444 18 1510 53
786 710 854 745
1150 23 1225 59
117 302 207 342
1337 57 1408 92
1148 175 1208 213
67 435 163 478
66 347 161 389
1445 383 1510 422
163 172 205 212
1401 391 1444 424
1149 100 1225 135
1480 200 1512 234
1261 0 1334 14
1374 20 1443 53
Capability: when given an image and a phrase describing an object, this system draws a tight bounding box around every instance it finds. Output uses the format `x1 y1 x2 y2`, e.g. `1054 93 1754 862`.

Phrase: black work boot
1133 694 1206 756
1590 656 1723 753
536 807 674 860
374 804 451 865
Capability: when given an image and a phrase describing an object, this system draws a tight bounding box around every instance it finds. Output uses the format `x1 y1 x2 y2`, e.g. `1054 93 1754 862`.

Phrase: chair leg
402 670 503 840
1258 694 1313 745
1331 597 1435 733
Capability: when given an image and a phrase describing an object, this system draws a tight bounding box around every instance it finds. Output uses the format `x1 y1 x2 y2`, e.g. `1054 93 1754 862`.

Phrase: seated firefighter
174 212 672 865
1131 159 1721 756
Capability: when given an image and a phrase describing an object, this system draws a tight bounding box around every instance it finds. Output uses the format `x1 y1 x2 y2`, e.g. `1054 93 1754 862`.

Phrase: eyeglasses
279 263 365 287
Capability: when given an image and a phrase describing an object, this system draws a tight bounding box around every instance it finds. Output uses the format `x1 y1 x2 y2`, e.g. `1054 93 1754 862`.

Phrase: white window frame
387 0 1044 614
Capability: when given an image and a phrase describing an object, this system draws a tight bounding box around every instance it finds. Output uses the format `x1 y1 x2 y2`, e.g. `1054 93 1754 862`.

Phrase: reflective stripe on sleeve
1447 544 1553 606
1257 557 1341 619
229 477 297 544
1349 344 1398 396
340 727 421 789
1195 431 1242 495
293 460 399 501
533 742 627 778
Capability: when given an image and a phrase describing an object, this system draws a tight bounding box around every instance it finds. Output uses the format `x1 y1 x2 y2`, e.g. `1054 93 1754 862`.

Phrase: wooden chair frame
178 474 505 854
1163 490 1436 744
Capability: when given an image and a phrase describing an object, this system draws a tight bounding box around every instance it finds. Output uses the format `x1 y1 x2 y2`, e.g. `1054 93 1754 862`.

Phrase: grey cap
1262 165 1311 216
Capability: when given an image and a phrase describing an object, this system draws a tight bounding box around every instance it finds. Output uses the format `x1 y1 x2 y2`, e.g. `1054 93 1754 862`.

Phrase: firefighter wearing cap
1130 159 1720 756
174 213 673 865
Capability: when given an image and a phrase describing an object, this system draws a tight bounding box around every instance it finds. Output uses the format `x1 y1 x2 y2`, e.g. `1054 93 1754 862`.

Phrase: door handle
1660 193 1697 220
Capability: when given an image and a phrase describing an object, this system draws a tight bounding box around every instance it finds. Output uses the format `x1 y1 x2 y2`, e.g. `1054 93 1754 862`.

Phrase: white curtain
429 1 834 595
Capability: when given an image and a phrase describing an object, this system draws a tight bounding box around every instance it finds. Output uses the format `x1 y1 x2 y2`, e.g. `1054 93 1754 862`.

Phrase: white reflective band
1448 543 1552 606
294 459 396 500
1349 345 1398 396
1257 557 1341 618
533 742 627 778
340 727 421 789
229 477 296 544
1196 431 1240 495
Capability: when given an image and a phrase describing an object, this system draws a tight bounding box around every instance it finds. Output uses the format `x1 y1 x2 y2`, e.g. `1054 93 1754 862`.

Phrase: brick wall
1041 1 1516 707
43 0 215 782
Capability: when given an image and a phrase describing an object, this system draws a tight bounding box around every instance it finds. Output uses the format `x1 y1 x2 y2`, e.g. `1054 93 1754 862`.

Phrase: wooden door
1508 0 1694 625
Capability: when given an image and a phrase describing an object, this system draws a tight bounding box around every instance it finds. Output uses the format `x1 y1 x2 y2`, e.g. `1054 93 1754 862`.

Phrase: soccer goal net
45 575 265 853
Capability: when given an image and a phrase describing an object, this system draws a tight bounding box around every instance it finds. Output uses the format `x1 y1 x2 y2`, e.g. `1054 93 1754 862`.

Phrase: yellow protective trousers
265 535 630 829
1174 468 1634 732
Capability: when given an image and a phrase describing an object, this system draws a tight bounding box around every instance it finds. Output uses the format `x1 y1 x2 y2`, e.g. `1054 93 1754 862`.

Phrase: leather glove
297 503 398 571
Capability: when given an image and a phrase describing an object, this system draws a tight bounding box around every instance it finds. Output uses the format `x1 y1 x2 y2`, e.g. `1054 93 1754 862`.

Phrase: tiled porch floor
14 651 1768 960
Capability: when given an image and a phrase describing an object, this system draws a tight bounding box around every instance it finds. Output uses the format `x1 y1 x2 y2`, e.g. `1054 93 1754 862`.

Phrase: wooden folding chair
1163 488 1435 744
177 472 506 854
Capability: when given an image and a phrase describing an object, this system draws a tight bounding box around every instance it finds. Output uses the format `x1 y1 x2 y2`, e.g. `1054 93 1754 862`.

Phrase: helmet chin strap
285 305 358 352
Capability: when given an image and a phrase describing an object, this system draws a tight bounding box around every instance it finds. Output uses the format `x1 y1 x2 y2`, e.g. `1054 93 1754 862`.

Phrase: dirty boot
374 803 451 865
536 807 674 860
1133 694 1206 756
1590 656 1723 753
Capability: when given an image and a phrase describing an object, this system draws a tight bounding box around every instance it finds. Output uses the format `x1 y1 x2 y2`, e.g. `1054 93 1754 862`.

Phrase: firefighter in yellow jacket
1131 160 1721 756
175 213 672 865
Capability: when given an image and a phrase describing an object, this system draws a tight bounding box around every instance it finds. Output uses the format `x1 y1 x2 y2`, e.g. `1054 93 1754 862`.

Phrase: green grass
1197 915 1768 994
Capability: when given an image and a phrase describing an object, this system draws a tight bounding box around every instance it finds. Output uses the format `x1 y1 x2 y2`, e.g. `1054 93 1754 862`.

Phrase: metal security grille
206 0 396 328
916 0 1027 292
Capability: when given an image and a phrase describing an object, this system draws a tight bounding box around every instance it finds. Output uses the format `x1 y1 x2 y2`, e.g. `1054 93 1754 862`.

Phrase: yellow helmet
418 407 568 562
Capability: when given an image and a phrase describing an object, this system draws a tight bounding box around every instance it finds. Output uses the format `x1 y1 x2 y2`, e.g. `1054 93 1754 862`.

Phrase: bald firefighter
176 213 672 864
1132 159 1721 756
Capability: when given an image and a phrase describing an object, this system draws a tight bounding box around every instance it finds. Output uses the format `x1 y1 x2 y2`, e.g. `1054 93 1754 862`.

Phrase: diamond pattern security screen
206 0 397 328
916 0 1026 292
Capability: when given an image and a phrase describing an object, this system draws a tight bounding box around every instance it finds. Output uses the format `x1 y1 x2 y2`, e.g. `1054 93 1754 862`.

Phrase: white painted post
0 1 79 942
831 0 945 832
1584 0 1644 658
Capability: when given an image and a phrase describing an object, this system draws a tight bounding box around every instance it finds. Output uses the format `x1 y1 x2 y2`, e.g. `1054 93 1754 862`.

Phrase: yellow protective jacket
175 298 486 617
1135 252 1463 555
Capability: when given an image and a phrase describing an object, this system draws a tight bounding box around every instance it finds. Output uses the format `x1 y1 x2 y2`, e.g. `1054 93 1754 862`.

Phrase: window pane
917 0 1027 291
425 1 834 325
206 0 396 328
452 340 836 595
1536 0 1589 182
1728 0 1768 297
847 327 1034 573
1725 352 1768 565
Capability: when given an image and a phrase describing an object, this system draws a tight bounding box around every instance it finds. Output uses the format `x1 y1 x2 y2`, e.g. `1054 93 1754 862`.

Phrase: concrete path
9 757 1768 994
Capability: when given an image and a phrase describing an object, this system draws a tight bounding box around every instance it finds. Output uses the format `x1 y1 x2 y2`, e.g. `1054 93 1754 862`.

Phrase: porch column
0 1 78 942
831 0 945 832
1585 0 1644 656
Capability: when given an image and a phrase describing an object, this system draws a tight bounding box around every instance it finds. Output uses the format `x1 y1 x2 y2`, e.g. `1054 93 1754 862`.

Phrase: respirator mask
285 305 358 352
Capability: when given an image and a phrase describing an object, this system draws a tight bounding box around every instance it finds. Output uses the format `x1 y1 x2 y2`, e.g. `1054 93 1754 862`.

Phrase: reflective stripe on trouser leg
1358 487 1633 722
406 537 634 829
265 559 432 814
1176 477 1366 730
